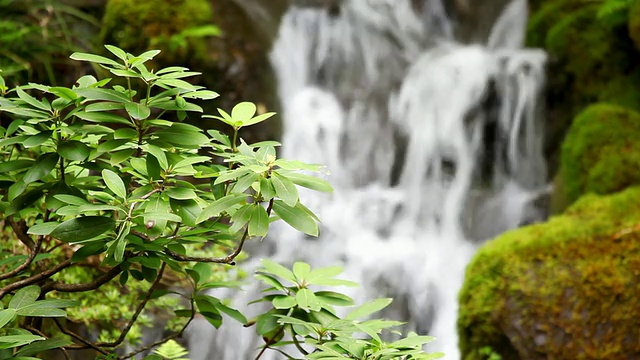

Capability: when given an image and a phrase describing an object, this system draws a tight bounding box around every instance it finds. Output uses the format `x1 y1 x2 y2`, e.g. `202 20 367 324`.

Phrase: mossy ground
458 187 640 359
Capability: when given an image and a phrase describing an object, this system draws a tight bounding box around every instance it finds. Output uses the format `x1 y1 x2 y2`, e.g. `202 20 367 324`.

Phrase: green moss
458 187 640 359
560 103 640 204
101 0 213 64
527 0 640 166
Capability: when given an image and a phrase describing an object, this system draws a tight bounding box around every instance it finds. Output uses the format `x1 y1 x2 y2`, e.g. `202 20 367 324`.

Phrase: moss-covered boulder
527 0 640 170
458 187 640 360
559 103 640 205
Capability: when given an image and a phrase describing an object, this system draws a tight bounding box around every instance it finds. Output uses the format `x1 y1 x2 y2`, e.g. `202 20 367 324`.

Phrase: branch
255 325 285 360
43 265 123 293
97 263 166 347
52 318 109 355
162 199 274 265
119 300 196 360
0 235 43 282
7 218 35 250
0 259 72 300
25 325 71 360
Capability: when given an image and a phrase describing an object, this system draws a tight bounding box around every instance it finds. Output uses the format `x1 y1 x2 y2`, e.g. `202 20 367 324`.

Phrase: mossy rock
526 0 640 170
458 187 640 360
560 103 640 205
629 0 640 49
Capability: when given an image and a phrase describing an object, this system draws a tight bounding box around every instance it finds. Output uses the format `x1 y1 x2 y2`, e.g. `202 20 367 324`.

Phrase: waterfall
189 0 548 358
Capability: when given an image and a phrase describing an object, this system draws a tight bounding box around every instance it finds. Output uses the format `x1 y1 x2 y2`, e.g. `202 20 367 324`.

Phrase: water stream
189 0 548 358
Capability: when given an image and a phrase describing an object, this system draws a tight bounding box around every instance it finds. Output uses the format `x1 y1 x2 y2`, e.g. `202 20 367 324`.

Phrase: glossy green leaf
195 193 246 224
16 307 66 317
102 169 126 199
296 289 321 312
9 285 40 309
231 102 256 124
166 187 197 200
27 222 61 236
58 140 91 161
228 204 253 234
271 172 299 207
285 173 334 193
272 296 297 309
114 127 138 139
50 216 115 242
248 204 269 237
260 259 297 284
15 336 72 356
272 200 318 236
0 159 33 173
16 88 50 111
0 309 16 328
74 88 129 103
70 52 122 67
23 131 52 148
214 302 247 325
74 111 131 125
0 334 44 349
23 153 59 184
125 102 150 120
104 44 127 61
145 145 168 170
293 262 311 283
314 291 355 306
345 298 393 321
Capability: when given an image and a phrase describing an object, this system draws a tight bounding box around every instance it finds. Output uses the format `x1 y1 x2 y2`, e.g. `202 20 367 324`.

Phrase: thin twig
53 318 109 355
0 235 43 282
255 326 285 360
97 263 166 347
7 218 35 250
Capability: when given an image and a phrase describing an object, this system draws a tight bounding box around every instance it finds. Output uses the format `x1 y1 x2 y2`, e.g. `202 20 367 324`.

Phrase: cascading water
188 0 549 359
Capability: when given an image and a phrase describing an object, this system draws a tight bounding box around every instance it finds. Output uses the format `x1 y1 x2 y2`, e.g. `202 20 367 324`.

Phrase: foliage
458 187 640 359
0 0 99 85
101 0 219 66
596 0 634 27
0 46 439 359
252 260 444 359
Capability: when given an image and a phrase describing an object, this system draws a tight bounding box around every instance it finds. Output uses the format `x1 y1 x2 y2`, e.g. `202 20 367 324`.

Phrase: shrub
0 46 441 359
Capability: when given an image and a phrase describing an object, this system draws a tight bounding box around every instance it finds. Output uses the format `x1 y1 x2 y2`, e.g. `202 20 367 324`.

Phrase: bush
0 46 442 359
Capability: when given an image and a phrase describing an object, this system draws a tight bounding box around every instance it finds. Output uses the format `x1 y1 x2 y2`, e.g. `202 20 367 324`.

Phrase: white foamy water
188 1 548 359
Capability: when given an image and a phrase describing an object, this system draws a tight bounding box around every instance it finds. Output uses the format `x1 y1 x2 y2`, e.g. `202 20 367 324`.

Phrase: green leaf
110 149 136 165
293 262 311 283
195 193 246 224
228 204 253 234
74 111 131 125
114 127 138 139
71 242 106 262
23 131 53 148
16 307 66 317
125 102 151 120
104 45 127 61
74 88 130 103
0 334 44 349
15 336 72 356
315 291 355 307
271 172 299 207
345 298 393 321
70 52 122 67
285 173 334 193
102 169 127 199
58 140 91 162
243 112 276 127
53 194 88 206
170 199 201 227
0 160 33 173
255 313 280 336
50 216 115 242
254 274 285 292
141 212 182 222
111 221 131 262
16 88 51 111
166 187 197 200
9 286 40 309
272 200 319 236
248 204 269 237
231 102 256 125
144 144 168 170
272 296 297 310
260 259 297 284
27 222 61 236
0 309 16 328
296 289 321 312
390 335 436 348
23 153 59 184
214 302 248 325
85 102 125 112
